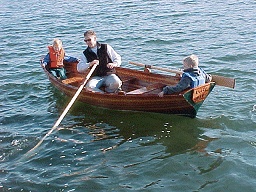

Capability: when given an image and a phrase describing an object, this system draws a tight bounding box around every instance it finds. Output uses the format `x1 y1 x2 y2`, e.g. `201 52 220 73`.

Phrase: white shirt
77 44 121 73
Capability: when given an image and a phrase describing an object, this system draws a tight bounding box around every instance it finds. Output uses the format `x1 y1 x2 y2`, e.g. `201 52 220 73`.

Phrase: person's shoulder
182 71 191 77
106 44 116 51
181 75 192 81
180 75 193 85
101 43 109 47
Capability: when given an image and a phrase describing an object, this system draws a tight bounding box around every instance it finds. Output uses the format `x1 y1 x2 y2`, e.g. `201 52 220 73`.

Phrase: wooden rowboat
41 60 215 118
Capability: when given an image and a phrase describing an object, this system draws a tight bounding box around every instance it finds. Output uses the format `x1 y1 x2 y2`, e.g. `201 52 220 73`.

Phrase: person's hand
89 60 99 67
107 63 115 69
158 91 164 97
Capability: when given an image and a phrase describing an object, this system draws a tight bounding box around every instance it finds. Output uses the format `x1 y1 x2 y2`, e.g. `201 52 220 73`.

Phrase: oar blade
212 75 235 89
23 63 98 159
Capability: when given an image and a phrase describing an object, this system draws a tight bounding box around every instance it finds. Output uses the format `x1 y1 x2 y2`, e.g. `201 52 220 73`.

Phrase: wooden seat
62 77 84 84
126 83 166 95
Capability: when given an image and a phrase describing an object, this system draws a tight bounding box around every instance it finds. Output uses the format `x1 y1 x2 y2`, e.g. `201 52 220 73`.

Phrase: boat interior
61 61 180 95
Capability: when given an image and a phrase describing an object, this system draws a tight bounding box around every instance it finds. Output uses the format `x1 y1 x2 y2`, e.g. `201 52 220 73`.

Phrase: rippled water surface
1 0 256 191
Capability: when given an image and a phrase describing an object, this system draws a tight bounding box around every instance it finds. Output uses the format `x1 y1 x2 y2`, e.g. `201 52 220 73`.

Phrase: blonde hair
52 38 63 51
183 55 199 69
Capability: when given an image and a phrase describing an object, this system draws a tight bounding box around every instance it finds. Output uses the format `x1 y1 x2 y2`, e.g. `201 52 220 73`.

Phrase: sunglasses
84 38 92 42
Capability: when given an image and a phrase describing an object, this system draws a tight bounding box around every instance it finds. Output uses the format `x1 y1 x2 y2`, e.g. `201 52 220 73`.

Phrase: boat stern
183 82 215 116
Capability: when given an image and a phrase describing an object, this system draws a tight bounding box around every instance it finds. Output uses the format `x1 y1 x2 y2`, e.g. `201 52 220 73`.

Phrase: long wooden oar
129 62 235 89
24 64 98 157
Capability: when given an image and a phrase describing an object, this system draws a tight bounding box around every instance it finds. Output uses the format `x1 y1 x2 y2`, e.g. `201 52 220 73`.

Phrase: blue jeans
49 68 67 80
85 74 122 93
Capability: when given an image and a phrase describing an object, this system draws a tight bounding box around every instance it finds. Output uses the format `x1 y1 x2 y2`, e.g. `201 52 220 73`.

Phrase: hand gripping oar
129 62 235 89
24 64 98 157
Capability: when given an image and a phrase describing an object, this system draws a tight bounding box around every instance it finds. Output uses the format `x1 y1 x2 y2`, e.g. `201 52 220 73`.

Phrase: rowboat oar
24 63 98 158
129 62 235 89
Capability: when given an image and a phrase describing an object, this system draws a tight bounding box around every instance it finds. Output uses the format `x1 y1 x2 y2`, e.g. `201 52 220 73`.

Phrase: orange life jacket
48 46 65 68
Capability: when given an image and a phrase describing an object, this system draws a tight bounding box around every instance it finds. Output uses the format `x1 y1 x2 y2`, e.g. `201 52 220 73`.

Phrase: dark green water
1 0 256 191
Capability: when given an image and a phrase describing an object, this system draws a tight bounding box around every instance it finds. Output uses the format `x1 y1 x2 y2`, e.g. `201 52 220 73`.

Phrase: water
1 0 256 191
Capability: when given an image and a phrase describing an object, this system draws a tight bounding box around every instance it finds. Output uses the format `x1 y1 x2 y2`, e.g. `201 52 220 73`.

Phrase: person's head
52 38 63 52
183 55 199 70
84 30 97 48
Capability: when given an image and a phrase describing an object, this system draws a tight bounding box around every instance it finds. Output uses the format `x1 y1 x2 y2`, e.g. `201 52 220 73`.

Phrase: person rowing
77 30 122 93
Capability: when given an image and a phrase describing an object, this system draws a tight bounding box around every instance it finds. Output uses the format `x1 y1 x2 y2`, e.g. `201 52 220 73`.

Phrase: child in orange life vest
42 39 78 80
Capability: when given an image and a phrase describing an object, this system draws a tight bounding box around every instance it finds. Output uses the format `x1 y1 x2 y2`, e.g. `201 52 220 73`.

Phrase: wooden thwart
127 83 165 94
62 77 84 84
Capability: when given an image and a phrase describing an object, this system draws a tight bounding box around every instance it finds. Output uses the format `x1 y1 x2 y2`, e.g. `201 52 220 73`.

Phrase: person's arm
64 55 79 63
77 54 90 73
106 44 121 68
163 77 191 95
42 53 50 66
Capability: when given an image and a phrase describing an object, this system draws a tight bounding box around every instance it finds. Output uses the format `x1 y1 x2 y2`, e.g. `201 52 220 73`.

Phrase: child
42 39 78 80
159 55 212 97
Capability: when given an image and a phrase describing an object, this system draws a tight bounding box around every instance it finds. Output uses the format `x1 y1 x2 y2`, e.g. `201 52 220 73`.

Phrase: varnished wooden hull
42 62 215 118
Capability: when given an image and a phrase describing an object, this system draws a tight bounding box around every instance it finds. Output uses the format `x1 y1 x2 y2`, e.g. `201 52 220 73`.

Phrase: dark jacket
83 42 115 77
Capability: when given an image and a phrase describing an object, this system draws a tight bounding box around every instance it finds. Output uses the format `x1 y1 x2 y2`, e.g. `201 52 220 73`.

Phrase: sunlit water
1 0 256 191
